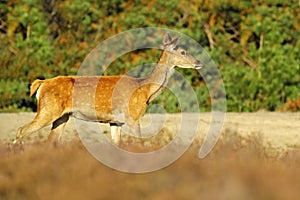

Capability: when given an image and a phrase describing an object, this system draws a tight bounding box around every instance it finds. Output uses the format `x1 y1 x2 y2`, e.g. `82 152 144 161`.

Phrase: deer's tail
30 79 43 97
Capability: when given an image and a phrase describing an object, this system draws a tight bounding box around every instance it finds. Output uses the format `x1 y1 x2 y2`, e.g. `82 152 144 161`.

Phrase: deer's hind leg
48 113 70 143
16 111 60 142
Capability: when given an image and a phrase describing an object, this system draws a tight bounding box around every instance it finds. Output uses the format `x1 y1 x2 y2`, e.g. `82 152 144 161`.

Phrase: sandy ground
1 112 299 151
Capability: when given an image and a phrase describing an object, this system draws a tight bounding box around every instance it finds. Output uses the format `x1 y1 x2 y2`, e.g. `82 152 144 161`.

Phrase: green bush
0 0 299 112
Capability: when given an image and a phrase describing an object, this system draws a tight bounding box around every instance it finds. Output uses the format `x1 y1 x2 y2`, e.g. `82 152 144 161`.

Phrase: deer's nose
195 60 204 69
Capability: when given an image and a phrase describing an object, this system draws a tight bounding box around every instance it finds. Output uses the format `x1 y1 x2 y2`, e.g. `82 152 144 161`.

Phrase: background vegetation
1 130 300 199
0 0 299 112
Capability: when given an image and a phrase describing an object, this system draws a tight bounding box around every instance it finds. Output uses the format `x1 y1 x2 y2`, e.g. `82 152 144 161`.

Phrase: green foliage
0 79 32 112
0 0 299 112
207 0 300 111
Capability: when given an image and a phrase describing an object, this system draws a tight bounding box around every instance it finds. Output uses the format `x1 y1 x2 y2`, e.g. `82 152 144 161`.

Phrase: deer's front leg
132 121 141 138
121 120 141 139
110 123 121 145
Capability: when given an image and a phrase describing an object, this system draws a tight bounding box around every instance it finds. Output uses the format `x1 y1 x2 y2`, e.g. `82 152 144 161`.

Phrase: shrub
0 0 299 112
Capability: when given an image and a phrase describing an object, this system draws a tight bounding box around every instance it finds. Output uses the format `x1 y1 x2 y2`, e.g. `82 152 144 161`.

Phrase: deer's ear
171 37 180 47
163 32 172 45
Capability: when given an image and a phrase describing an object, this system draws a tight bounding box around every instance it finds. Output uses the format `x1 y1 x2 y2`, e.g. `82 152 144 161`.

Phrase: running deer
16 33 203 144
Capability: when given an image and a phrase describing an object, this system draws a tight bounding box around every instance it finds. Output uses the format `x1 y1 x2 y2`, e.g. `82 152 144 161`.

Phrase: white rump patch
36 87 41 100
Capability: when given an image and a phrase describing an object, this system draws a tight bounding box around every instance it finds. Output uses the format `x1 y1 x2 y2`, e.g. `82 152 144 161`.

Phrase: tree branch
203 23 215 50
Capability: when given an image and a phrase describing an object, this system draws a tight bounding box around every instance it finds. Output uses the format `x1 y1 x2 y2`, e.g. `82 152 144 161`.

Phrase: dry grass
0 129 300 200
281 98 300 111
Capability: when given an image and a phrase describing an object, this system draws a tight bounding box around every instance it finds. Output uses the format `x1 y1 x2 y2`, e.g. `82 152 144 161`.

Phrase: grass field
0 112 299 199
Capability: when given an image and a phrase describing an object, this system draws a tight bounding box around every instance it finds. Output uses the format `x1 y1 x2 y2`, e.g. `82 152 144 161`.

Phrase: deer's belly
71 108 126 124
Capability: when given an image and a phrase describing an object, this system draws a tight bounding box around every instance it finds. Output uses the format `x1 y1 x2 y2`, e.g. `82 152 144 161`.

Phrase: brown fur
30 79 43 96
16 33 203 144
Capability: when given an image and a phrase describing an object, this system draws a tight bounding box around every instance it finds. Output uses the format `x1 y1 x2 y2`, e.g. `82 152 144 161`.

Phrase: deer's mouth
194 60 203 70
195 64 203 70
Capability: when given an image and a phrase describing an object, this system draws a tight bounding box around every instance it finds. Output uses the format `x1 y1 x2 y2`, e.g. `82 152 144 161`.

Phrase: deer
16 33 203 145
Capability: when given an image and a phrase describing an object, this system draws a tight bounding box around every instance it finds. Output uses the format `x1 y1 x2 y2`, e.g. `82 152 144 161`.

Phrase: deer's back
39 75 149 122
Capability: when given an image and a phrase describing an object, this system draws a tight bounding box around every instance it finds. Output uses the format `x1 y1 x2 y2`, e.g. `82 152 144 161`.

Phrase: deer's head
161 33 203 70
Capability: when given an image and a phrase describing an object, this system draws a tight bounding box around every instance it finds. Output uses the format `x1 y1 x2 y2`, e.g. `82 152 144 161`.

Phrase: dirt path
0 112 299 151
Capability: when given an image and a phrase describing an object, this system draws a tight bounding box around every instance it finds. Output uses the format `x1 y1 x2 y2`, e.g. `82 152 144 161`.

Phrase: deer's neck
144 51 175 103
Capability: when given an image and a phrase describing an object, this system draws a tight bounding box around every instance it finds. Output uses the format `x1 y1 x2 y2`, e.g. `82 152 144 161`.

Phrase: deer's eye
181 50 186 56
